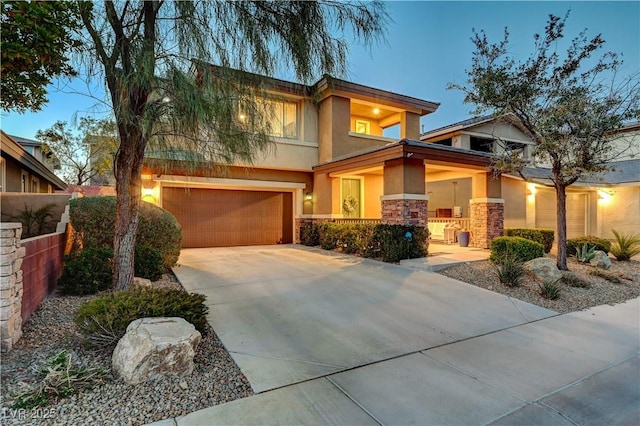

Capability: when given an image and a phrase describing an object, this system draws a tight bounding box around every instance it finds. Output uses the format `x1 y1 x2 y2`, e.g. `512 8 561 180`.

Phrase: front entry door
342 178 361 218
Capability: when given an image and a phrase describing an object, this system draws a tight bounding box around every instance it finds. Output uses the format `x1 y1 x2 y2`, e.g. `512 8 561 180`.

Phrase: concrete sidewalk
401 242 489 272
151 246 639 425
151 298 639 425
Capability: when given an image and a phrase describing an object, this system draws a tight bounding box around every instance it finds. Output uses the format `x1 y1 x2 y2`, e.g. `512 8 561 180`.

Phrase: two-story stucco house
140 69 507 249
140 68 639 249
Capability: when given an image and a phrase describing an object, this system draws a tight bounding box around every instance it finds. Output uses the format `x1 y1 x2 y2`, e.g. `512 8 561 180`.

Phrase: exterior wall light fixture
305 192 313 201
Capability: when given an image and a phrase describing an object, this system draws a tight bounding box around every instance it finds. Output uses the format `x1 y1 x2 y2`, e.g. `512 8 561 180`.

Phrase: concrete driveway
173 245 555 392
161 245 640 425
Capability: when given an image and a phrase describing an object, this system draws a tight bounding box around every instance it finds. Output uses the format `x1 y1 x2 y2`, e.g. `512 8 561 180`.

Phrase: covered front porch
307 140 504 249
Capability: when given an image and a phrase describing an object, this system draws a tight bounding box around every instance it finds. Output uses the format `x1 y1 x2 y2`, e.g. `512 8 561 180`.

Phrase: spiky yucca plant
610 230 640 261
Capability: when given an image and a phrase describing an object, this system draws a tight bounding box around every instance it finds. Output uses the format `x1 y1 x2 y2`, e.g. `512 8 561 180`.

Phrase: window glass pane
283 102 297 138
268 101 283 137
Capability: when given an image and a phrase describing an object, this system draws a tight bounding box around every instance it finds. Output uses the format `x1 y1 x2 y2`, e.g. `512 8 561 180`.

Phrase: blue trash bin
458 231 470 247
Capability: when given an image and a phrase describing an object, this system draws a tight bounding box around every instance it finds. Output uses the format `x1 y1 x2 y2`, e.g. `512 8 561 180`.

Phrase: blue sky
2 1 639 140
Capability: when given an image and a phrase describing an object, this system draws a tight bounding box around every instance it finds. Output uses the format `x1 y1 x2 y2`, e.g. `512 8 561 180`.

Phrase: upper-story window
354 120 370 135
470 136 493 153
268 100 297 139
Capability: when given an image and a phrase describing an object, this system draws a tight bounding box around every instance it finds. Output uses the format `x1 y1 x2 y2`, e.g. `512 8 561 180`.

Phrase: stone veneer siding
469 200 504 249
1 223 25 352
381 199 428 226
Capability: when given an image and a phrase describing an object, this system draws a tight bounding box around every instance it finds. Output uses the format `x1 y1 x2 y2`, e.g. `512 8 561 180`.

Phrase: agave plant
538 279 562 300
610 230 640 261
575 243 596 263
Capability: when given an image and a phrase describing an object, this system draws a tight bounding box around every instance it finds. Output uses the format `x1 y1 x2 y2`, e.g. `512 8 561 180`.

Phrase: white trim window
267 100 297 139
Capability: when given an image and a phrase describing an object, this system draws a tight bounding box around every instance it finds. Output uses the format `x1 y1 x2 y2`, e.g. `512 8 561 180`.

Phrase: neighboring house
9 134 61 173
0 131 67 193
421 118 640 240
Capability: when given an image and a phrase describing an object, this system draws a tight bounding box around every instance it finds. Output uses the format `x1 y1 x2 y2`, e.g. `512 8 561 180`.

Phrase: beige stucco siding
502 177 527 228
598 186 640 237
363 174 383 217
236 140 318 171
472 122 531 142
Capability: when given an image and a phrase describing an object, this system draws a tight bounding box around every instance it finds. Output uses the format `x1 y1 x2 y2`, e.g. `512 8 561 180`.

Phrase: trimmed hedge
58 245 168 294
134 245 164 282
374 225 428 262
567 236 611 255
69 196 182 270
75 287 208 347
58 247 113 295
490 236 544 263
504 228 555 253
300 222 428 262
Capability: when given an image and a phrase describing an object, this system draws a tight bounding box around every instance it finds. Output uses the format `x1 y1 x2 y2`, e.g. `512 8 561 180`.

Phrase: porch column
470 172 504 248
381 158 428 226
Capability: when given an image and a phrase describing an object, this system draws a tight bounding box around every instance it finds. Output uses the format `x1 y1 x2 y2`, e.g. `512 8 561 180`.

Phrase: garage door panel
536 190 587 239
163 187 293 248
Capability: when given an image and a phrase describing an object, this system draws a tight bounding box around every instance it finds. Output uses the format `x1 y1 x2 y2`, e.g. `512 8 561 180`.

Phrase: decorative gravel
0 273 253 426
438 256 640 313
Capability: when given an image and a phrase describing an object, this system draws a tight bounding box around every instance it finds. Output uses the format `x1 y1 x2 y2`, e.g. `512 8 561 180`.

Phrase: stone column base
381 194 428 226
469 198 504 249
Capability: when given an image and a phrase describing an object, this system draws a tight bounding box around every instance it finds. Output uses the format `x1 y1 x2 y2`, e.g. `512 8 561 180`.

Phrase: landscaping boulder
524 257 562 283
590 250 612 270
112 317 201 384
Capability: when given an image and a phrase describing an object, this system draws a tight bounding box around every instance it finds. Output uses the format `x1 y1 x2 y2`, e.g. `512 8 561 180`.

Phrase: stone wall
470 199 505 249
381 198 427 226
1 223 25 352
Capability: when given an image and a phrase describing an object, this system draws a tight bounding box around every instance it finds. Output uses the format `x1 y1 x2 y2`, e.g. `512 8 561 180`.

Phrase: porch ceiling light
373 108 380 115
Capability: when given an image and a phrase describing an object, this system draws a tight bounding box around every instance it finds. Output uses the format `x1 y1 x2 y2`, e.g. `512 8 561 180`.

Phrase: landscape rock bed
0 273 253 426
439 256 640 313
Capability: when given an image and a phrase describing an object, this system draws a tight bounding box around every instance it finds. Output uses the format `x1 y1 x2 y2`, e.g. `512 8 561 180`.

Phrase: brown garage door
162 187 293 248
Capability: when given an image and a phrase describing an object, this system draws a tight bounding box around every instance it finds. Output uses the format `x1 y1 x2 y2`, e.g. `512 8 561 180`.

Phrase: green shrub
567 236 611 256
575 244 596 263
354 224 377 257
135 245 164 281
493 256 525 287
609 229 640 261
300 222 319 246
316 222 344 250
309 222 427 262
75 287 208 347
489 236 544 263
372 224 428 262
538 279 561 300
59 244 166 294
504 228 554 253
58 247 113 295
69 197 182 269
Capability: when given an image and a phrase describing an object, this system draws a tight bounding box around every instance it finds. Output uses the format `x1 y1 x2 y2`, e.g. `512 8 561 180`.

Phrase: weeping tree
76 1 387 290
449 12 640 270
